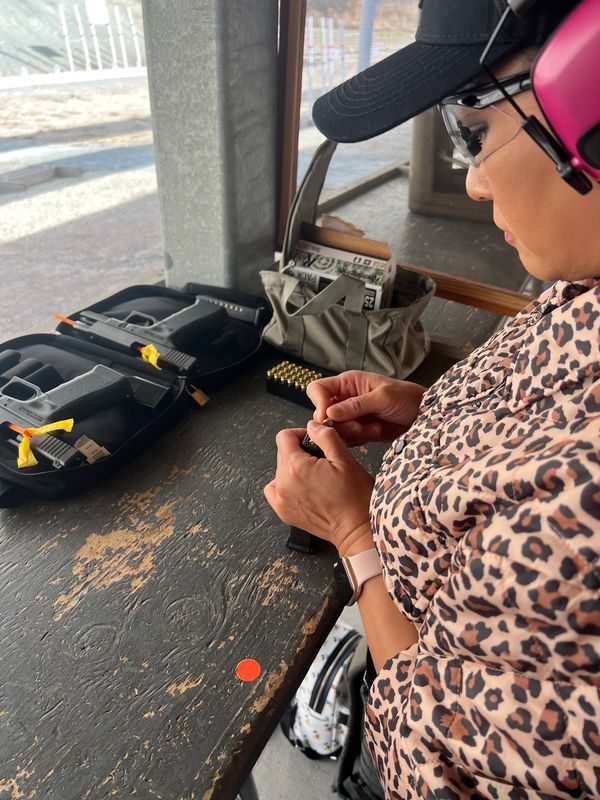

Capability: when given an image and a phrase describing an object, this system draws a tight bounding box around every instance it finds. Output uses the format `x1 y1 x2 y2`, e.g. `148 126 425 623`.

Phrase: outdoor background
0 0 418 341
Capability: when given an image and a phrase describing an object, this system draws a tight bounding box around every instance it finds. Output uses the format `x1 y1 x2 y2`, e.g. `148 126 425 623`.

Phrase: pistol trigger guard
1 376 42 401
123 310 157 327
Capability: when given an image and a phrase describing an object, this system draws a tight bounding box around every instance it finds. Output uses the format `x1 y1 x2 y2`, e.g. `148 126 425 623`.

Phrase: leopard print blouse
366 278 600 799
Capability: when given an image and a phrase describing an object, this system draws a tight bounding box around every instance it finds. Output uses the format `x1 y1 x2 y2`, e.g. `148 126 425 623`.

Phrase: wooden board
0 352 387 800
302 221 531 317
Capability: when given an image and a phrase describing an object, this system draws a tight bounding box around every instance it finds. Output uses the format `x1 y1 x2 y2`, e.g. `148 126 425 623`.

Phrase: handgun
193 294 266 327
65 308 206 375
114 297 228 346
57 298 227 375
0 364 169 469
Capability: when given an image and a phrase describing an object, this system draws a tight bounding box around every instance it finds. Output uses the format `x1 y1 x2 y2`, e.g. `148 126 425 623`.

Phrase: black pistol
71 298 227 375
193 294 266 327
0 364 169 469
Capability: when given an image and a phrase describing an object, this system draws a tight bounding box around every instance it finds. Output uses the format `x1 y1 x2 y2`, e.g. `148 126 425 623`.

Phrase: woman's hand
306 370 426 447
264 420 375 556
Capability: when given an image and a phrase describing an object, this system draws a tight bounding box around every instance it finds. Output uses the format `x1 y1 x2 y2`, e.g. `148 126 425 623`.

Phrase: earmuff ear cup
531 0 600 183
578 122 600 169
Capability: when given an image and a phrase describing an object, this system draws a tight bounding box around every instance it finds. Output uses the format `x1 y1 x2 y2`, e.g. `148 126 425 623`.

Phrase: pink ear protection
484 0 599 193
531 0 600 184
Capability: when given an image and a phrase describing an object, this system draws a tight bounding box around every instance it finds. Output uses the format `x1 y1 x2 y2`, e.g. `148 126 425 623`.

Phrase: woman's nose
465 164 491 202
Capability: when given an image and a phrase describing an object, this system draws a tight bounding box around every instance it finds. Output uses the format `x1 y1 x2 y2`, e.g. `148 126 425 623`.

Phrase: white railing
301 16 413 119
58 1 144 73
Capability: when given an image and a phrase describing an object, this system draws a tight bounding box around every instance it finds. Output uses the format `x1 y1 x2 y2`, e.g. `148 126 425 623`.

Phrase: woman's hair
497 46 540 73
459 47 540 91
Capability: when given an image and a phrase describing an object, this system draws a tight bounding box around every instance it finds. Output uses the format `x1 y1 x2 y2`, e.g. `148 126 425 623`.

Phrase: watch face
333 559 354 605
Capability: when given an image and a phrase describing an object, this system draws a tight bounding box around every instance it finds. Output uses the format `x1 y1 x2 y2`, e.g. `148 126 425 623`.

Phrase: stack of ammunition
266 361 324 408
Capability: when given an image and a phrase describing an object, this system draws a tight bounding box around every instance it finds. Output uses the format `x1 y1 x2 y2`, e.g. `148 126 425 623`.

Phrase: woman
265 1 600 797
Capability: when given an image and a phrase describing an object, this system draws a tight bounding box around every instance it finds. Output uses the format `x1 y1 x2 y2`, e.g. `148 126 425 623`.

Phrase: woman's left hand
264 420 375 555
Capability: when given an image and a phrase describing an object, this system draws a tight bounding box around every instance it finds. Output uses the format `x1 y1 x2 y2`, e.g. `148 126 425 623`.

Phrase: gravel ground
0 77 151 140
0 78 162 340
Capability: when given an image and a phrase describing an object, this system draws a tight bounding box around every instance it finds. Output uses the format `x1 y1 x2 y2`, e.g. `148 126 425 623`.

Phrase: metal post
114 6 128 68
305 15 314 112
89 20 103 68
276 0 307 246
338 18 346 81
357 0 377 72
73 5 92 70
88 11 102 69
126 6 143 67
107 21 118 68
59 4 75 71
327 16 335 86
319 16 328 91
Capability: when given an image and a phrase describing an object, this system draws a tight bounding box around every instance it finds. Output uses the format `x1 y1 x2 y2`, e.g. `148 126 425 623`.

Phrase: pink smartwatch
334 548 382 606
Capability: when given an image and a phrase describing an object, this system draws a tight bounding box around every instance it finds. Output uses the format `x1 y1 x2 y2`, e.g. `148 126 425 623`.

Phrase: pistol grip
158 300 227 346
40 365 129 422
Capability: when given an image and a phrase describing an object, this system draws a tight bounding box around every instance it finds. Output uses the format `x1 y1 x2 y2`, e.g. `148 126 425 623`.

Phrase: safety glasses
438 72 531 167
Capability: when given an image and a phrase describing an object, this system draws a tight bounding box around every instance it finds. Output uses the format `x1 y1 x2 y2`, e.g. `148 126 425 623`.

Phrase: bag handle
280 139 337 270
280 274 369 369
282 273 365 316
275 138 379 369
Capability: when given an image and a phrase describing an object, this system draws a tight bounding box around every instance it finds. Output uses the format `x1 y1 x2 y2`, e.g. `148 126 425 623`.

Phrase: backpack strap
335 644 386 800
334 637 368 797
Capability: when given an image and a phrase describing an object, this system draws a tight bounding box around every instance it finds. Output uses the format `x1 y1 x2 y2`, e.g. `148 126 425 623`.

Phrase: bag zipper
310 630 361 714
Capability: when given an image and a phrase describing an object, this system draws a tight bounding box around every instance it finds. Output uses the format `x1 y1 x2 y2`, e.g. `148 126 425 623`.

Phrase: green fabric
260 139 435 377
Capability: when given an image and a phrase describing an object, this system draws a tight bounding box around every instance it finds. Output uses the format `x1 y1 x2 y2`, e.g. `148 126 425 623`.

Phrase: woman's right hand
306 370 426 447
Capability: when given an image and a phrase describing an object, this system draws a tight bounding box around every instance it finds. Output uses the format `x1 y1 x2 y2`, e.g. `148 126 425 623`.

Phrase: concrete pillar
141 0 278 293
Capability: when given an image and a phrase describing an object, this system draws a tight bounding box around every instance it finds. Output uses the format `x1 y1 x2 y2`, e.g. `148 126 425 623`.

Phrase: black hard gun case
0 284 270 507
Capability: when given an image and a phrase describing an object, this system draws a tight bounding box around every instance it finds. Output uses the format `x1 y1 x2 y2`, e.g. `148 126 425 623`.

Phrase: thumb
263 480 277 505
327 391 378 422
306 420 350 463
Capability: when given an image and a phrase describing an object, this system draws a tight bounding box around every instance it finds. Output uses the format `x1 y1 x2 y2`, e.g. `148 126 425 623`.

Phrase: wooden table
2 349 449 800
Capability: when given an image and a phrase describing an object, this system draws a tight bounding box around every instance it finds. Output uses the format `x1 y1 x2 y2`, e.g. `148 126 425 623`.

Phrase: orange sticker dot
236 659 261 682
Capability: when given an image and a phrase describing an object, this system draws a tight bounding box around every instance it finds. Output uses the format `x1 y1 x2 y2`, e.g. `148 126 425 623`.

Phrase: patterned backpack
280 621 361 759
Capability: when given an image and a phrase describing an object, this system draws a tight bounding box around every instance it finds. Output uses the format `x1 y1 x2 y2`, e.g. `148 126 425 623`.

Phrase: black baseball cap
312 0 576 143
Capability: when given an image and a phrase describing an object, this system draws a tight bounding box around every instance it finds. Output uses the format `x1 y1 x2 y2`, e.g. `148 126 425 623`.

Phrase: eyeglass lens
441 103 525 167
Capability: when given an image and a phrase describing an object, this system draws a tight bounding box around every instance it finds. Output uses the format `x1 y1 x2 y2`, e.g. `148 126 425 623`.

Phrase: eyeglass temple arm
523 117 592 193
478 3 592 195
506 0 539 17
479 6 528 120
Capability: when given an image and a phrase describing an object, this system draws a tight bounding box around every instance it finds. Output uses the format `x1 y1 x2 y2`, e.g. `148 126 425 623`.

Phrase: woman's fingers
306 372 366 419
275 428 306 470
263 479 276 503
349 420 383 443
266 420 375 549
306 420 350 463
326 390 379 422
306 377 340 420
331 419 382 445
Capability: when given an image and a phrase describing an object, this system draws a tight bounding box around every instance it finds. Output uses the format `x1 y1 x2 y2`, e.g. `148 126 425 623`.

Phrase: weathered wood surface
0 353 393 800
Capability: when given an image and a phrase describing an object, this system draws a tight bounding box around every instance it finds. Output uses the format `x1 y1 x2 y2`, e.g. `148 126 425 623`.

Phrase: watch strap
342 548 382 605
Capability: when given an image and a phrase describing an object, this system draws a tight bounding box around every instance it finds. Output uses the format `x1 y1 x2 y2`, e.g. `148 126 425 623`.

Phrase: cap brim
312 39 518 143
